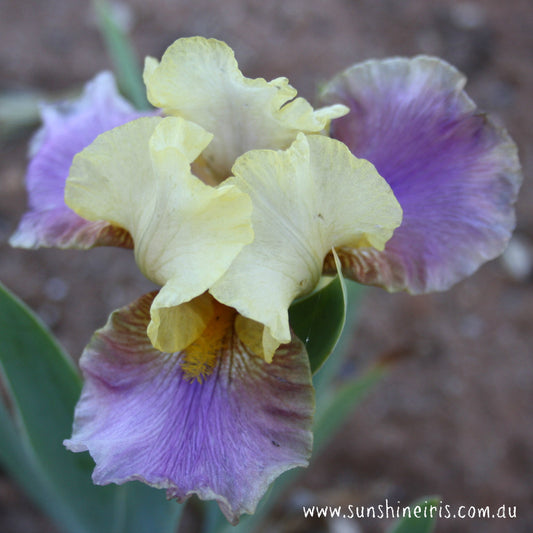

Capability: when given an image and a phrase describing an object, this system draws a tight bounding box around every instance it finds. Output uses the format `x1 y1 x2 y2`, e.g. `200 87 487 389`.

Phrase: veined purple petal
64 292 314 524
10 72 149 249
321 56 522 293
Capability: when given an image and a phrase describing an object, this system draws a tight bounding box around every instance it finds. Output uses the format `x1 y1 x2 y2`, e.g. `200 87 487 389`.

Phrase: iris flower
11 37 520 523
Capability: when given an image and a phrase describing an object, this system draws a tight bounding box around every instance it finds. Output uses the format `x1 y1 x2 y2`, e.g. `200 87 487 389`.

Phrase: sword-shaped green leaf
388 496 440 533
0 281 181 533
289 252 348 374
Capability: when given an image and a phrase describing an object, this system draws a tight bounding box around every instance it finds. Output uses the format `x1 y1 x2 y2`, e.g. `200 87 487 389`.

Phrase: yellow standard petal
210 133 402 360
143 36 348 180
66 116 254 352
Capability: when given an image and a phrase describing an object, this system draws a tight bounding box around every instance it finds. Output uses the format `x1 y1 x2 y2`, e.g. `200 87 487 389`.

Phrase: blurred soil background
1 0 533 532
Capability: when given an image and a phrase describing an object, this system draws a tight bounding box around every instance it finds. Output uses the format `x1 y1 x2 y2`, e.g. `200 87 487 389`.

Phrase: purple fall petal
321 56 522 293
64 292 314 524
10 72 148 249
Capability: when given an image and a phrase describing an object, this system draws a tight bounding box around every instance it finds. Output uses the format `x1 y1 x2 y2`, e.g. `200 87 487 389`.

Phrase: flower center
190 156 224 186
180 302 236 382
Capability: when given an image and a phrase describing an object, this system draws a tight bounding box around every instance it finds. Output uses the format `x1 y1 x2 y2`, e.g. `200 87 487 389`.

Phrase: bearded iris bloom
11 37 520 524
61 102 401 523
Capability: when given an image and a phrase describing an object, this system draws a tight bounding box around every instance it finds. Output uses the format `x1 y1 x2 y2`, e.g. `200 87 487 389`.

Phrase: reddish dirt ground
1 1 533 532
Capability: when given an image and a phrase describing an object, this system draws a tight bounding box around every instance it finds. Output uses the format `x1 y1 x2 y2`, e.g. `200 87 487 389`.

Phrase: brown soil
1 1 533 532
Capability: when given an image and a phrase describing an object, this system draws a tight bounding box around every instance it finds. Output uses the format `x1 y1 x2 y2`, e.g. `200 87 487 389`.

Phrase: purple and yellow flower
11 37 521 523
61 106 401 523
9 71 147 250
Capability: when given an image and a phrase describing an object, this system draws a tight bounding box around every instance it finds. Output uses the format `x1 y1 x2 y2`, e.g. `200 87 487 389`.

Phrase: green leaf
388 496 440 533
311 279 365 394
93 0 150 110
202 500 229 533
0 281 108 533
118 482 183 533
0 281 181 533
0 91 42 141
313 367 385 454
0 390 52 507
289 270 347 374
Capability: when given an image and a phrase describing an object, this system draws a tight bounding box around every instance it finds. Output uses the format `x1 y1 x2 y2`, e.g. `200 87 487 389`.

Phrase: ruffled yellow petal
143 37 348 180
234 315 280 363
148 292 214 353
66 116 254 352
210 133 402 356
